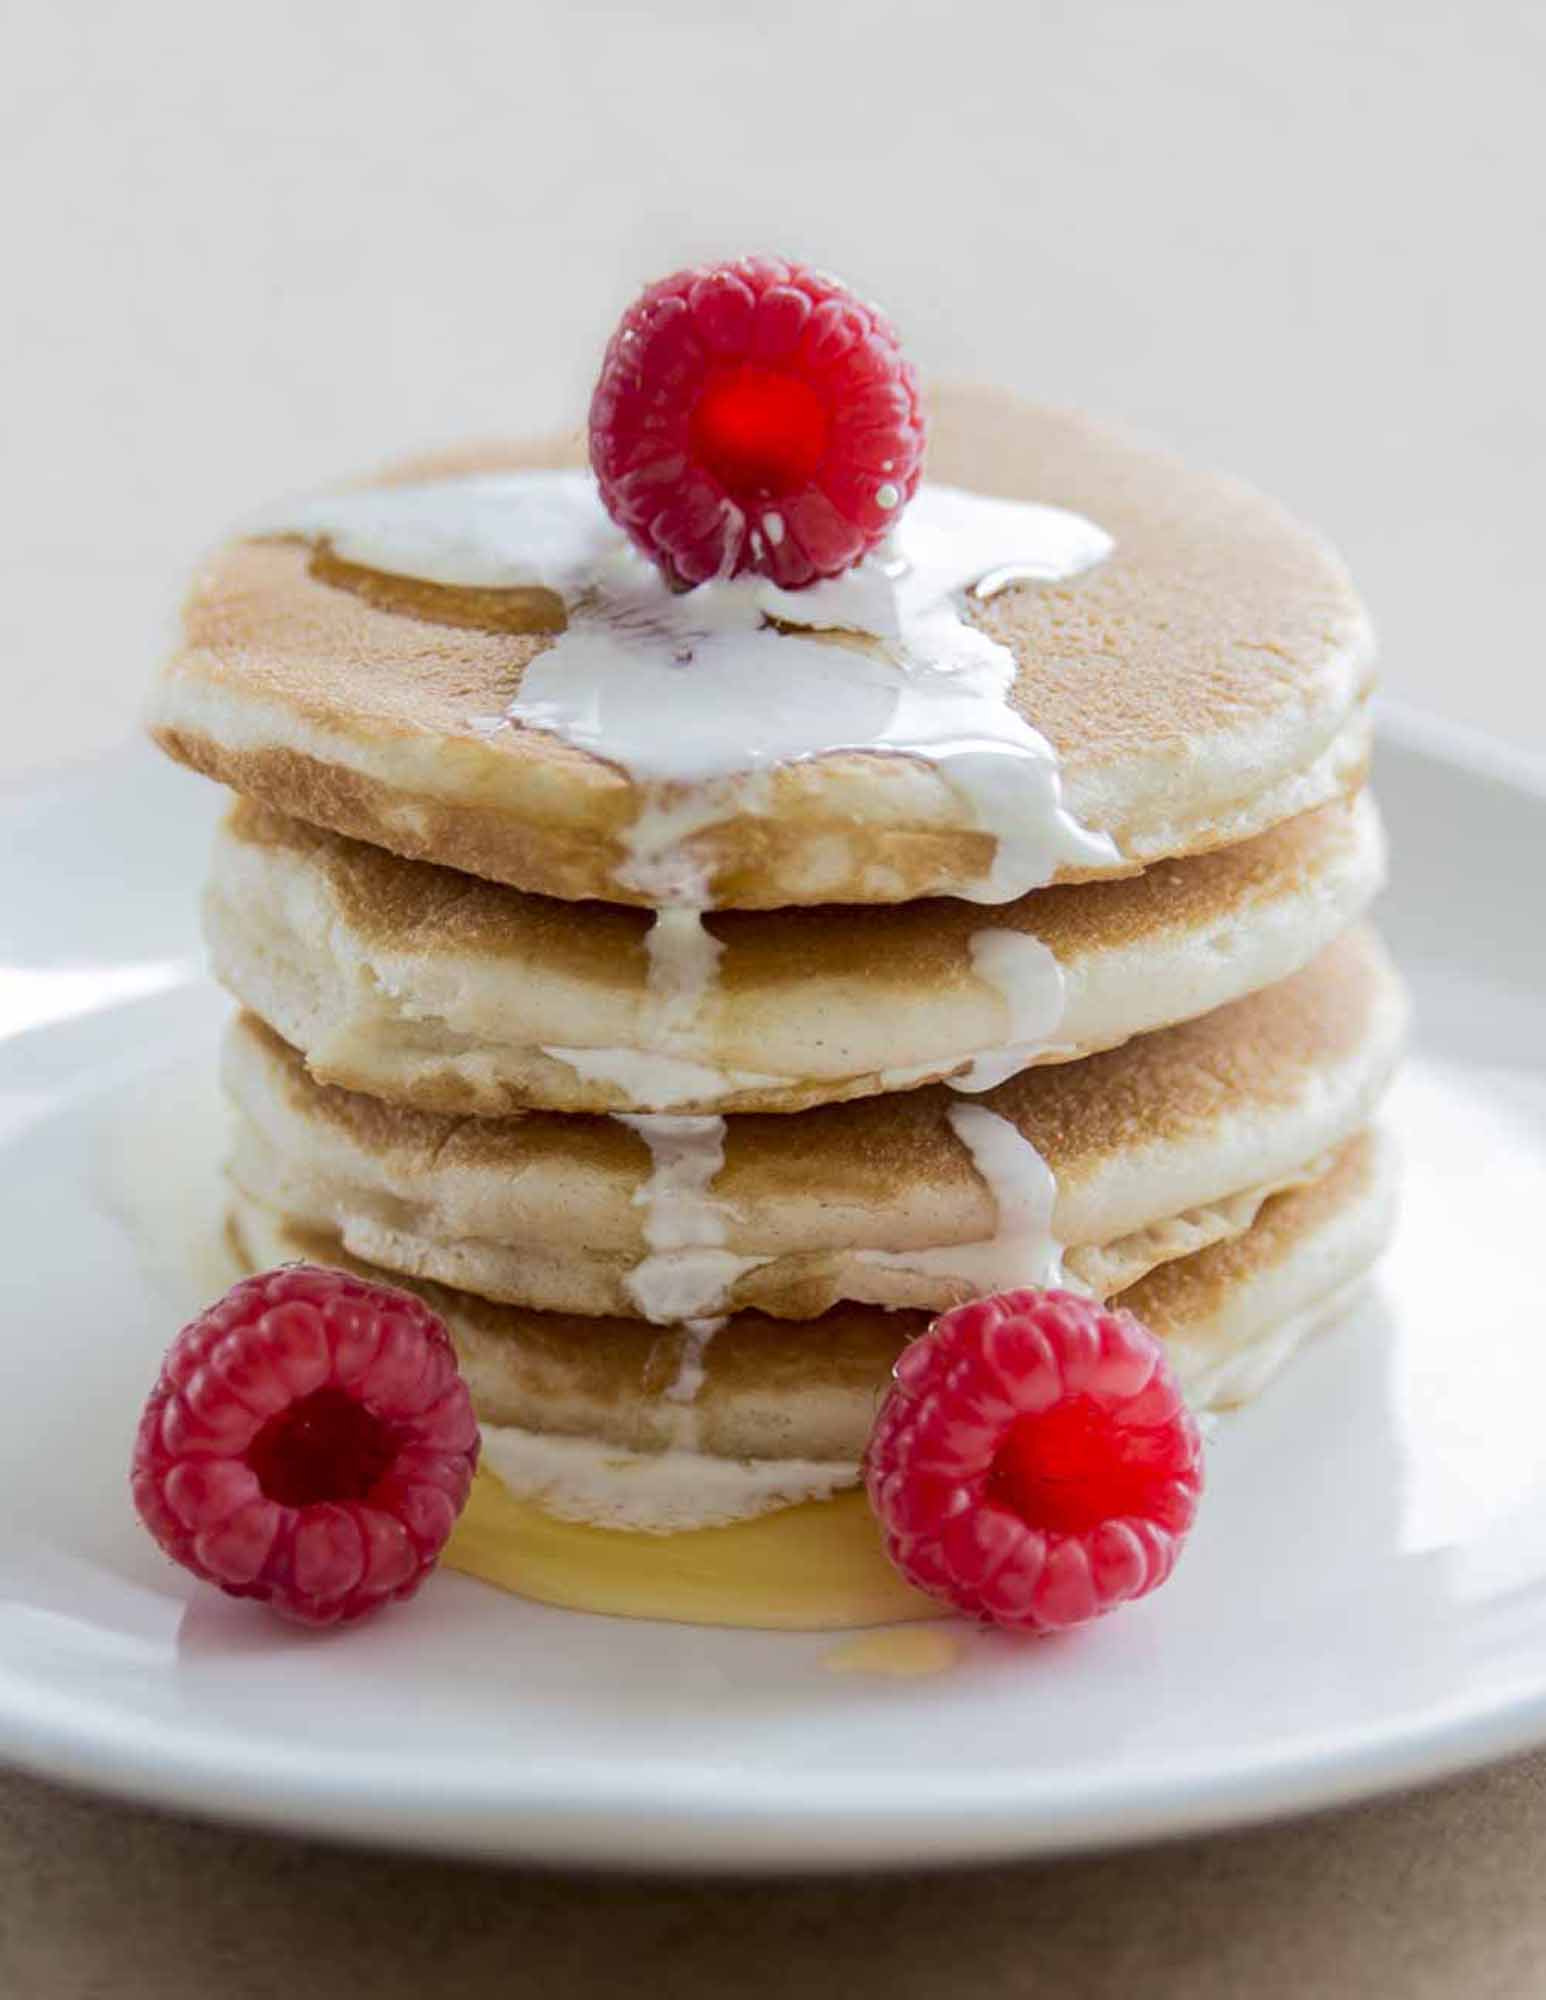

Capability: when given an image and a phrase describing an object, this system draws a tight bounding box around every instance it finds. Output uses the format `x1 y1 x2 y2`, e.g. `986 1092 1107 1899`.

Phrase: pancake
222 927 1406 1324
228 1128 1396 1538
148 388 1373 910
207 789 1385 1116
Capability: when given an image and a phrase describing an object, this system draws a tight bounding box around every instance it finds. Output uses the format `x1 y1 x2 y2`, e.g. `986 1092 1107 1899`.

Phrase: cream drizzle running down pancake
856 1102 1065 1298
950 930 1068 1092
621 1101 1068 1326
539 909 780 1111
612 1113 768 1323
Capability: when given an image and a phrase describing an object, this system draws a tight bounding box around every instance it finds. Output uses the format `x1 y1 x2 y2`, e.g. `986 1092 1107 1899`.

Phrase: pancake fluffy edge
148 388 1374 909
226 1128 1397 1505
204 788 1386 1116
219 926 1407 1323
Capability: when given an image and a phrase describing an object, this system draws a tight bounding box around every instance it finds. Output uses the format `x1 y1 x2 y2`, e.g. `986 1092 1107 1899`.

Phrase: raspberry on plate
589 255 927 589
131 1264 480 1627
864 1289 1204 1634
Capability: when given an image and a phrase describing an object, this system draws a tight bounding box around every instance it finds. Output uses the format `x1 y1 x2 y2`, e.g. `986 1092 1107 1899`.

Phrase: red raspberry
864 1290 1203 1634
131 1265 479 1627
589 256 927 589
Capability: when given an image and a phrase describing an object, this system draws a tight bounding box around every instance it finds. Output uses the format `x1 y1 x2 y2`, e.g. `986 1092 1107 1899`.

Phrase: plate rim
5 1638 1546 1872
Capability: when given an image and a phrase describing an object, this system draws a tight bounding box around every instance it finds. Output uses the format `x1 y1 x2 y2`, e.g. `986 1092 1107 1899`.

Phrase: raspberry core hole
690 364 829 500
988 1396 1171 1536
246 1388 399 1508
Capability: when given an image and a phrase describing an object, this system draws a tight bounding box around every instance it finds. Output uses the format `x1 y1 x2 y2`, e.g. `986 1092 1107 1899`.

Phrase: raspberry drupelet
589 256 927 589
865 1289 1204 1634
132 1264 479 1626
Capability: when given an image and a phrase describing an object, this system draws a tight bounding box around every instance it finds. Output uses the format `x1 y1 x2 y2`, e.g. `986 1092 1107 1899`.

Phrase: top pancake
148 387 1373 909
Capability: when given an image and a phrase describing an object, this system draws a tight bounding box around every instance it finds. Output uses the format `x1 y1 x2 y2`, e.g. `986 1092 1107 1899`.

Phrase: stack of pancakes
150 389 1404 1627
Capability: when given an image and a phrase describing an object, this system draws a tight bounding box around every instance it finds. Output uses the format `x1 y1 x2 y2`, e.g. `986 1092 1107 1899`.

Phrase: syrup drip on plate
822 1628 962 1678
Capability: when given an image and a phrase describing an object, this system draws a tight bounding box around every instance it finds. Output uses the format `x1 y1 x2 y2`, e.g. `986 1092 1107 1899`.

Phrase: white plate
1 708 1544 1872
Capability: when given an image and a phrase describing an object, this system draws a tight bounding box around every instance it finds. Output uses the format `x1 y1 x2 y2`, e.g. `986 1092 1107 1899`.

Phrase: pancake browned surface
223 927 1406 1321
207 789 1385 1115
150 388 1373 907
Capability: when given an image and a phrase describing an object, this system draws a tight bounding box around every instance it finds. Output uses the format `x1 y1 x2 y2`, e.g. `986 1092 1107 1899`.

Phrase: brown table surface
4 1751 1545 1998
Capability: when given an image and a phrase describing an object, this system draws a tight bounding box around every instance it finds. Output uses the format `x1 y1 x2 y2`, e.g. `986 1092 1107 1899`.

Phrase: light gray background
4 7 1546 1995
4 0 1544 778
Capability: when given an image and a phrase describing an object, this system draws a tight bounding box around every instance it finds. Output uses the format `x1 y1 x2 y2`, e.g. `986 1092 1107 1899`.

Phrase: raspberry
589 256 926 589
131 1265 479 1627
864 1290 1203 1635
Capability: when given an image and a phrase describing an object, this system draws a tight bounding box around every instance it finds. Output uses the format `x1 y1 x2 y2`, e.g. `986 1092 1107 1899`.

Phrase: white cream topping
613 1112 767 1322
253 470 617 591
477 1423 857 1533
259 470 1118 907
538 1043 784 1108
949 928 1068 1093
539 902 791 1107
544 904 785 1107
859 1101 1065 1296
664 1319 722 1409
658 1317 725 1454
642 907 720 1043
